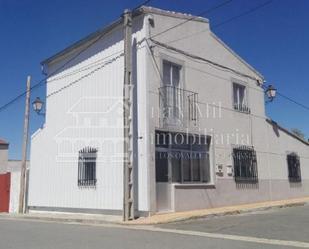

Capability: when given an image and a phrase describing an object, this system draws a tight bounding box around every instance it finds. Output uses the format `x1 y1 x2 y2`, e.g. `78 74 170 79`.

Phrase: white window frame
232 81 250 113
160 55 185 125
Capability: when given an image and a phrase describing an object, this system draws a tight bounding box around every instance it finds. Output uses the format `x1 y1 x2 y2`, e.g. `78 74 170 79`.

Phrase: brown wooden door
0 173 10 212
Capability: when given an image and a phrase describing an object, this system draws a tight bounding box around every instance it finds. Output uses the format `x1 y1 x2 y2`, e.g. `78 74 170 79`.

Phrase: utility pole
123 9 134 221
19 75 31 214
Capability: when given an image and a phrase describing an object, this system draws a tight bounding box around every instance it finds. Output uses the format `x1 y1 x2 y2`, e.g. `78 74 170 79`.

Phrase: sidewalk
1 197 308 226
128 197 309 225
0 211 122 225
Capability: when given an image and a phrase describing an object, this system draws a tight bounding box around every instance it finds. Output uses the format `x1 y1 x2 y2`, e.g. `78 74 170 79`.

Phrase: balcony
233 103 251 114
159 85 198 128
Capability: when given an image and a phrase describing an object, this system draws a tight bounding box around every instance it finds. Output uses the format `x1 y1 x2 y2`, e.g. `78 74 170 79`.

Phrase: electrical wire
158 0 273 46
150 39 309 113
150 0 234 40
47 50 124 84
0 30 112 113
46 53 124 99
150 38 260 81
133 0 153 11
213 0 273 29
0 0 152 114
276 92 309 111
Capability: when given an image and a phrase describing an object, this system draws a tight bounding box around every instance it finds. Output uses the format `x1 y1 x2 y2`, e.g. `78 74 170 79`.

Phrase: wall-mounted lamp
32 97 45 116
265 85 277 102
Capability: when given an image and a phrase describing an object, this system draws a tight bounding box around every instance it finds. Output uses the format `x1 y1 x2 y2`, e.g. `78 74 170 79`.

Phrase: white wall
145 12 309 212
7 160 29 213
28 15 148 213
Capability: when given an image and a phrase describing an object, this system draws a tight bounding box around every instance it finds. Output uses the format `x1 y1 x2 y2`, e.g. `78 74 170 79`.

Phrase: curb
0 213 122 226
0 199 308 226
126 199 309 225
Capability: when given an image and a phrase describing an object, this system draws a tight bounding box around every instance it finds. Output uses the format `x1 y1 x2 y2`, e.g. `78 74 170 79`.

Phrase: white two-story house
28 6 309 217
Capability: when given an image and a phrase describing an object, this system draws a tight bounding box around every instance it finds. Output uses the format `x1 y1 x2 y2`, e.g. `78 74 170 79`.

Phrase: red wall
0 173 11 212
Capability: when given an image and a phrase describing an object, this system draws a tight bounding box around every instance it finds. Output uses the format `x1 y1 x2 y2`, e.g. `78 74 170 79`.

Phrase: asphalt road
0 205 308 249
159 204 309 243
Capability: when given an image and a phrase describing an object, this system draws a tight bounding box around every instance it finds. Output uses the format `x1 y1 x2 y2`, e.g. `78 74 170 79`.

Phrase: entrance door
155 150 172 212
0 173 11 213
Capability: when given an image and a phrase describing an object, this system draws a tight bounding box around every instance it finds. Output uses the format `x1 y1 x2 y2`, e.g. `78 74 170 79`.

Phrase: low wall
173 179 309 211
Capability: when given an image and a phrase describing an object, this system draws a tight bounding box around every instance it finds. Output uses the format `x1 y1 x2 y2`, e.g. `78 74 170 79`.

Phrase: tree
291 128 305 140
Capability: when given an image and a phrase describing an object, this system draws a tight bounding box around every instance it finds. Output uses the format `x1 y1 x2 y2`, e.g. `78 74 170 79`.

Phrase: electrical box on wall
226 165 233 176
216 164 224 177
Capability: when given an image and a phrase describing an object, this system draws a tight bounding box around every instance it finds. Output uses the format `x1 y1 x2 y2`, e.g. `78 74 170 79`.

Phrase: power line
0 0 151 114
160 0 274 45
48 50 123 84
0 31 110 113
133 0 153 11
150 0 234 40
276 92 309 111
47 53 124 99
149 39 309 113
150 38 259 81
213 0 273 29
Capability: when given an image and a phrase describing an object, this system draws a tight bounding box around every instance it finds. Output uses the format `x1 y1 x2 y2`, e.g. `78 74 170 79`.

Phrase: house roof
266 119 309 146
0 139 8 145
40 6 208 66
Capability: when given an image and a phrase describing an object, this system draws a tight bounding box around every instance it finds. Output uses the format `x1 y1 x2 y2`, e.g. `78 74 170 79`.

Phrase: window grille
78 147 97 186
233 146 258 183
287 153 301 182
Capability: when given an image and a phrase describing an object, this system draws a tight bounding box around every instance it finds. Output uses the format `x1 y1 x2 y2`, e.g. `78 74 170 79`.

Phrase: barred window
78 147 97 186
233 146 258 183
287 153 301 182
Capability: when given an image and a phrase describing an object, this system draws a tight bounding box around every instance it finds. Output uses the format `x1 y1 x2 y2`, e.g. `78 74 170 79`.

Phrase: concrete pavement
1 205 309 249
1 197 308 226
130 197 309 224
0 218 301 249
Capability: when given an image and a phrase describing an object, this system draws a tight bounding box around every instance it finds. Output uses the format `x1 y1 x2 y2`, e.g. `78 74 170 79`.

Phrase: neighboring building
28 6 309 217
0 139 29 213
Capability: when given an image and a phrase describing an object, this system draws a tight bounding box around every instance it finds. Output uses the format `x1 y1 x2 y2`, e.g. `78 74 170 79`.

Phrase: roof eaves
41 6 209 66
139 6 209 23
210 31 264 80
266 118 309 146
41 18 123 66
0 139 9 145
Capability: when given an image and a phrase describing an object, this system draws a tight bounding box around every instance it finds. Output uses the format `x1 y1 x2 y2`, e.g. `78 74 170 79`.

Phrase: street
0 205 309 249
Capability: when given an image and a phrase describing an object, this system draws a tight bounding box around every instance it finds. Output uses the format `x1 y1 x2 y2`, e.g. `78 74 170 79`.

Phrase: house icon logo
54 96 128 163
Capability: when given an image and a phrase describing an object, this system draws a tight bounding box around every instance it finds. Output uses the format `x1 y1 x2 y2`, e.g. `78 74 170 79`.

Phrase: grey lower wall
173 179 309 212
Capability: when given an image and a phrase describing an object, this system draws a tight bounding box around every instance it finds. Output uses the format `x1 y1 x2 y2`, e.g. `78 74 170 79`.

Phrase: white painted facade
28 7 309 216
28 13 150 213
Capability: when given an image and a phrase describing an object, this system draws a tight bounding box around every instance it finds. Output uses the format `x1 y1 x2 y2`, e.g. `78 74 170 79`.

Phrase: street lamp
265 85 277 102
32 97 45 115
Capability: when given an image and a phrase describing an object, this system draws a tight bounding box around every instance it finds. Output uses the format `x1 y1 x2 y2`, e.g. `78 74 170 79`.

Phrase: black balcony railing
234 103 251 114
159 85 198 127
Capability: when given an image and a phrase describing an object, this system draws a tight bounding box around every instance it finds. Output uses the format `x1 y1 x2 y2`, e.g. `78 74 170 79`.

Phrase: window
233 83 250 113
233 146 258 183
161 61 183 124
163 60 181 87
78 147 97 186
155 131 211 183
287 153 301 182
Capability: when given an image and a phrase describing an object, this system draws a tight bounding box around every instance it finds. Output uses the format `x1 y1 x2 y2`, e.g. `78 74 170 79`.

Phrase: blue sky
0 0 308 159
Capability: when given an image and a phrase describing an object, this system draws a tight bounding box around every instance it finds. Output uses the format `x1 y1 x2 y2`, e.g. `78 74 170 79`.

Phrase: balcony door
162 60 183 126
